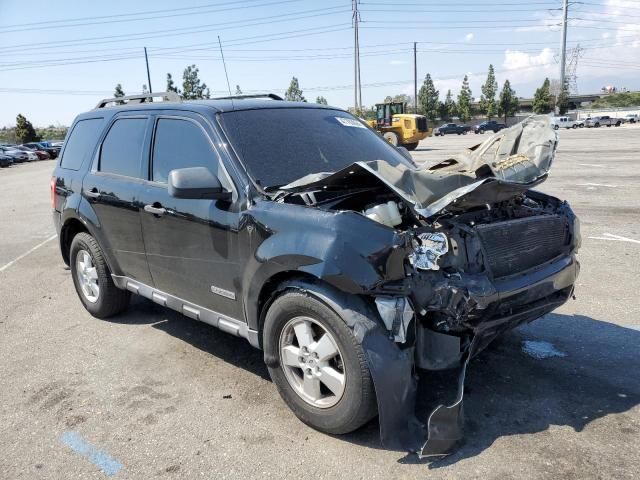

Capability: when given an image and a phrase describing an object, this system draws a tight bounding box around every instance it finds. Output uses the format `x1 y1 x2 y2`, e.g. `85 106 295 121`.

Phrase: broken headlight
408 232 449 271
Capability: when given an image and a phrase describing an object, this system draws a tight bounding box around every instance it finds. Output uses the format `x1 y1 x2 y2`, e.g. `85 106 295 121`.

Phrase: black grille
416 117 428 132
475 215 569 278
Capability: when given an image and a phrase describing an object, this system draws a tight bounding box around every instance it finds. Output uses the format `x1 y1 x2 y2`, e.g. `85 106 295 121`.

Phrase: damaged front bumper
365 252 579 457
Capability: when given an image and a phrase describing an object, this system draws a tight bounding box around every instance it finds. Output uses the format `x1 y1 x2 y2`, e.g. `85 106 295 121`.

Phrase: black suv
52 93 579 457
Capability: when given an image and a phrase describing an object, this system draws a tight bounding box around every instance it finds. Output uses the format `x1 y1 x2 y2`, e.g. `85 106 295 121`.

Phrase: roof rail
213 93 283 101
94 91 182 109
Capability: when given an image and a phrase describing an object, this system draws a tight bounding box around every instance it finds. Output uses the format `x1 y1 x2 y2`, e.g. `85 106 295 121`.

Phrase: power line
0 7 351 53
0 0 295 31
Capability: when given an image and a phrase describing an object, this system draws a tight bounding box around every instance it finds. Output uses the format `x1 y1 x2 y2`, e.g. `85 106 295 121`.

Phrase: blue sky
1 0 639 126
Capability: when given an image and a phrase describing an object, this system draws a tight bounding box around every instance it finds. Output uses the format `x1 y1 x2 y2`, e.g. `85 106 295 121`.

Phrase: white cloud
464 33 474 42
503 48 555 72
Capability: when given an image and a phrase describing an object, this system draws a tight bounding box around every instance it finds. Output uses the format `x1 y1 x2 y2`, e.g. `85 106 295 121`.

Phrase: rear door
138 112 243 319
82 114 154 284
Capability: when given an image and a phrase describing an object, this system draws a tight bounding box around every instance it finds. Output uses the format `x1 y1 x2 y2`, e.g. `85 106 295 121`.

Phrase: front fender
241 200 411 330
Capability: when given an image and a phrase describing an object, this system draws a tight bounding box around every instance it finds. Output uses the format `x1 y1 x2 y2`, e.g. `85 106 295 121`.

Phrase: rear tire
70 232 130 318
264 290 377 435
383 132 399 146
404 142 419 151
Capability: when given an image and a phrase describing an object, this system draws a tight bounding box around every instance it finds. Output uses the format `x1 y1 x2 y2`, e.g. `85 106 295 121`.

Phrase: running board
111 275 260 348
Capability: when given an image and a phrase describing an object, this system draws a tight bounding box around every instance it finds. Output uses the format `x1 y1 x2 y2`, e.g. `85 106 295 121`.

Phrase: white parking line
577 183 618 188
588 233 640 245
0 234 57 272
577 163 606 168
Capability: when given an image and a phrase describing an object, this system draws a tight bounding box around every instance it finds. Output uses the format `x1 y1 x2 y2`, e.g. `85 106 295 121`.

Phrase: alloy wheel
279 316 346 408
76 249 99 303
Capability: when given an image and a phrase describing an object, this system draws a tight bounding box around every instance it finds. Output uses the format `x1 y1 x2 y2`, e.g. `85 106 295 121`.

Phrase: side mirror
168 167 231 200
396 146 416 167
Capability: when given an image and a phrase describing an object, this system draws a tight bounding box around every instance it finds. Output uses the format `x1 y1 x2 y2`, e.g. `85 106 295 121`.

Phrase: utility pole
352 0 361 112
144 47 153 94
413 42 418 113
557 0 569 113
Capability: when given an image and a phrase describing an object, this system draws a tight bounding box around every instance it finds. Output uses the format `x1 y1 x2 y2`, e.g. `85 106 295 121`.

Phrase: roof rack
94 91 182 109
213 93 283 101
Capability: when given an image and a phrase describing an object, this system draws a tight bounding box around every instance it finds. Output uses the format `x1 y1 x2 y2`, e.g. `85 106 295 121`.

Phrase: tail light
50 176 56 209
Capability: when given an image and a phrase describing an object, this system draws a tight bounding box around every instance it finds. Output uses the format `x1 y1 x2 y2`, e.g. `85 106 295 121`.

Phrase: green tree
235 84 243 95
315 96 328 105
457 75 473 122
182 64 210 100
392 94 413 107
166 74 180 94
114 84 125 98
284 76 306 102
498 79 519 124
418 73 440 120
441 89 457 121
479 64 498 118
15 114 39 143
533 77 552 114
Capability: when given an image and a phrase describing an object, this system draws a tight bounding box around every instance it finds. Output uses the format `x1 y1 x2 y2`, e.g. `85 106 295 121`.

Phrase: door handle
84 187 101 199
144 204 166 216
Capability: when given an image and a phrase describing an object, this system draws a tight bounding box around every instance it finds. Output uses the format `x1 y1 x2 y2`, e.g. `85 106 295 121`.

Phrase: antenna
217 36 234 109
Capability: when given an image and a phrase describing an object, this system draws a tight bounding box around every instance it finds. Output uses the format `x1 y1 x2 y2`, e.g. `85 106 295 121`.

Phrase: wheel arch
59 217 89 266
257 273 379 363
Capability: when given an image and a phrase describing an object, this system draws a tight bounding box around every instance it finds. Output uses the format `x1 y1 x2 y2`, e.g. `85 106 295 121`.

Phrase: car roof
75 98 337 121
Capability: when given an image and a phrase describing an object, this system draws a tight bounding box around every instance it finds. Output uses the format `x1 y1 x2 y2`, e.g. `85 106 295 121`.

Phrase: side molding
111 275 260 348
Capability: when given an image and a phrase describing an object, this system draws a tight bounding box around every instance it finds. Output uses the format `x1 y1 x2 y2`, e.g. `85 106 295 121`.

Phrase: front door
82 115 153 285
138 114 243 319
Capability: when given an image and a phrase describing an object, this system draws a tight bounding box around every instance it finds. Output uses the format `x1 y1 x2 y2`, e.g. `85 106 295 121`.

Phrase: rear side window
59 118 103 170
151 118 219 184
100 118 147 178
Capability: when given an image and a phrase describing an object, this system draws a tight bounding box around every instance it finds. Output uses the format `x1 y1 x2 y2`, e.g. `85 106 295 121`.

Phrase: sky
1 0 639 127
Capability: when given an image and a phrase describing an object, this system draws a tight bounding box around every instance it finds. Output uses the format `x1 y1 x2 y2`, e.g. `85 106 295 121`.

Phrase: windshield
218 107 412 188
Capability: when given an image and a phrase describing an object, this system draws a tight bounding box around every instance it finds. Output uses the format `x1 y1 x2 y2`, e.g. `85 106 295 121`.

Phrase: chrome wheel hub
279 316 346 408
76 249 99 303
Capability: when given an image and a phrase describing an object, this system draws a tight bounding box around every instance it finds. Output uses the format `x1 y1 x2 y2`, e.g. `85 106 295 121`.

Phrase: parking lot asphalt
1 125 639 479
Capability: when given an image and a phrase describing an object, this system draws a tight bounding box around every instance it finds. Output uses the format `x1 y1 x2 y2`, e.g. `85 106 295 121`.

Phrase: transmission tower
565 44 584 95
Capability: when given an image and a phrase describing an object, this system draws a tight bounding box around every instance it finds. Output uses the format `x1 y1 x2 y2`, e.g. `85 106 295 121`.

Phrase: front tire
70 232 130 318
264 290 377 435
404 142 419 151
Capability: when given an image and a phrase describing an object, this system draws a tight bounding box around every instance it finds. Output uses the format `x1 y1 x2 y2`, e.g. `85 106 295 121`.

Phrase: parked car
0 153 13 168
0 146 30 162
473 120 507 134
551 116 578 129
574 119 585 128
53 95 579 457
624 113 638 124
23 142 60 158
584 115 623 128
16 145 50 160
433 123 470 136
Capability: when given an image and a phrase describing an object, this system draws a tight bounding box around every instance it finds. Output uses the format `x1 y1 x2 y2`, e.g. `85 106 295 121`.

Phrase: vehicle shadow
339 313 640 466
109 303 640 465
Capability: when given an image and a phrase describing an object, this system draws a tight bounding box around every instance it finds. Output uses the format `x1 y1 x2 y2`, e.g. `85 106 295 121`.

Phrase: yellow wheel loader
366 102 432 151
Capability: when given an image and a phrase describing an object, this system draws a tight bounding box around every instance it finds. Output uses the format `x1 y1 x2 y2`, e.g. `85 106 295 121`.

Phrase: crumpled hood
282 115 558 218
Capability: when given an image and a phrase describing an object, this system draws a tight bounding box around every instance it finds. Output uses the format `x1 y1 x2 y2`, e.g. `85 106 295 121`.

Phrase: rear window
59 118 104 170
218 108 411 188
99 118 147 178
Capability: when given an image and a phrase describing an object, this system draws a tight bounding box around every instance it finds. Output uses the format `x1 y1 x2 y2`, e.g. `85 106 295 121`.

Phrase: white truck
584 115 624 128
550 116 578 129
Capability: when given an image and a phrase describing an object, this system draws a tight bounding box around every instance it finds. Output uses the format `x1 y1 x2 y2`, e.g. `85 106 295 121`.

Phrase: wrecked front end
277 116 580 456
